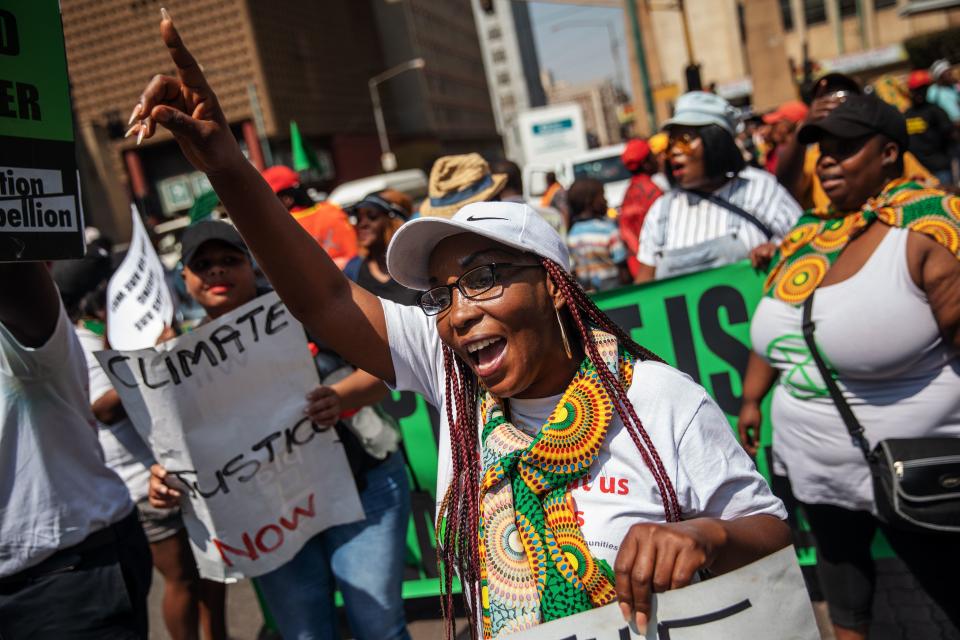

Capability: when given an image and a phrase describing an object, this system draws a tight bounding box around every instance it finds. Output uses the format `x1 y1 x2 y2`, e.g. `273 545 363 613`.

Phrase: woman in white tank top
740 95 960 639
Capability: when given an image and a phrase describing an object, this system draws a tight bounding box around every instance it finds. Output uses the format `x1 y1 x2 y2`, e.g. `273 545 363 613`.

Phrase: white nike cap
386 201 571 291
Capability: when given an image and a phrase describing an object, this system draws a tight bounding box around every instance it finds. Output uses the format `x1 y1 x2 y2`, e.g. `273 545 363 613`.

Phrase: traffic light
685 63 702 92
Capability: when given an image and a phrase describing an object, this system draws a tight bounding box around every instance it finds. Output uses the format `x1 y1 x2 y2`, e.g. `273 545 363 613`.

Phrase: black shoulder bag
801 292 960 533
679 187 775 240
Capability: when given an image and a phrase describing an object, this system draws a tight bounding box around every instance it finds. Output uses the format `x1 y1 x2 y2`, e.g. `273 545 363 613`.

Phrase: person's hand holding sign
127 9 245 177
148 463 182 509
614 519 722 632
304 386 341 429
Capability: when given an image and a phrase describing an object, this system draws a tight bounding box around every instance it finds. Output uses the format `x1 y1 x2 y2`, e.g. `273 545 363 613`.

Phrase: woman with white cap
129 13 790 639
634 92 803 282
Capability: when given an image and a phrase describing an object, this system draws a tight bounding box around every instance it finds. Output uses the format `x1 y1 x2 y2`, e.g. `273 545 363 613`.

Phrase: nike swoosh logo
466 215 508 221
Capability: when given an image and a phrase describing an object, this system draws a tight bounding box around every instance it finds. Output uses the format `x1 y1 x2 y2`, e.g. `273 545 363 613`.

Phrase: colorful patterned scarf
477 329 630 639
764 179 960 305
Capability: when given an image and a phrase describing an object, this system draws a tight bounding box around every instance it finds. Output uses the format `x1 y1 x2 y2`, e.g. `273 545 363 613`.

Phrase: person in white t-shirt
128 14 790 639
0 261 152 638
51 243 228 640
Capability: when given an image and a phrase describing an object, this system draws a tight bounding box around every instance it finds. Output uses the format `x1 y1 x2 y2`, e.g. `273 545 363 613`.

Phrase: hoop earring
556 307 573 359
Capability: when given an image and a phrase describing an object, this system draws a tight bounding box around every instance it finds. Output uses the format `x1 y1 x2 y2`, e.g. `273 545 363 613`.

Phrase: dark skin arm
131 13 395 383
633 262 656 284
908 231 960 351
92 389 127 424
736 352 779 457
0 263 61 348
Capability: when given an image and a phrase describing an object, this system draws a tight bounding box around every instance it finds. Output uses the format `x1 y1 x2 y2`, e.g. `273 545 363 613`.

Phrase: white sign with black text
106 205 174 350
96 292 365 581
507 546 818 640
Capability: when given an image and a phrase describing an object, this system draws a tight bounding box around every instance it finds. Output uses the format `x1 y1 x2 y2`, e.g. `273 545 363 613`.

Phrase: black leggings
803 502 960 632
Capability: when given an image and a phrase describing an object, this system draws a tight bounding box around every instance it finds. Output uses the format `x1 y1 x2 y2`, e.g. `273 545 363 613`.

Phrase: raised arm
0 263 60 347
130 11 396 382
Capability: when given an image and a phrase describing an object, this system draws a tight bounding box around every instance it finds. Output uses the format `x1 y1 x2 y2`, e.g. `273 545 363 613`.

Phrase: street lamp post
368 57 426 173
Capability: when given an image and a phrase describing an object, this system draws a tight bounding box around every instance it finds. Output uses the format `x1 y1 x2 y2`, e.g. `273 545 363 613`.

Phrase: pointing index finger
159 8 207 90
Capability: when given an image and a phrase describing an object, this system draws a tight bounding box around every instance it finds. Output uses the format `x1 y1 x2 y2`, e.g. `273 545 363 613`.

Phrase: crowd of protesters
1 9 959 640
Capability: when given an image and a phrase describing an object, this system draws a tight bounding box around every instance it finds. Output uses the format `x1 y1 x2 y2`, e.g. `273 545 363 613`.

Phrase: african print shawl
764 179 960 305
477 329 628 639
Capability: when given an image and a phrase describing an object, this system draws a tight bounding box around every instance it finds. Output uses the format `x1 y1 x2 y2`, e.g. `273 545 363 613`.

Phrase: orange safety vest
540 182 562 209
290 202 358 268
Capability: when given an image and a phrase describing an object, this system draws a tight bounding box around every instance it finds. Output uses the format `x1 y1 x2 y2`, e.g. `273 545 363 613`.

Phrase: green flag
290 120 320 172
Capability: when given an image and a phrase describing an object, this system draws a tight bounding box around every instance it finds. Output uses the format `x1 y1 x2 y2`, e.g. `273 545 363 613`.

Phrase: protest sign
507 546 818 640
96 292 364 581
106 206 175 350
0 1 85 260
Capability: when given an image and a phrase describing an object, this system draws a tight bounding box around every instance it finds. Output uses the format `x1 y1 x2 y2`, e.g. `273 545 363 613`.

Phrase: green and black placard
0 0 84 260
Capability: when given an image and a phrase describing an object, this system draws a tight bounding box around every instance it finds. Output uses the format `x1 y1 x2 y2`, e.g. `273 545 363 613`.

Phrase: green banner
0 1 84 260
0 2 73 142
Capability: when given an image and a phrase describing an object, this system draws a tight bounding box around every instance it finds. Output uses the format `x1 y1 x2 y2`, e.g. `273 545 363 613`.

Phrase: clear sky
527 2 632 98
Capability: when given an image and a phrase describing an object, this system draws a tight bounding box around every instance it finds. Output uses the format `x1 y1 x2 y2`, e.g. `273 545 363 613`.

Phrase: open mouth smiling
464 336 507 378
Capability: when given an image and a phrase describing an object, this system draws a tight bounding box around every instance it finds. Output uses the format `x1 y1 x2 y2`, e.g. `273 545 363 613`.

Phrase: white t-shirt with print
381 300 786 568
76 326 155 503
0 305 133 577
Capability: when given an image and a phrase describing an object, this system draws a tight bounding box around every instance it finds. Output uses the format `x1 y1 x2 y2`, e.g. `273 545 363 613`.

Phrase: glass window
492 49 507 63
803 0 827 25
874 0 896 8
780 0 794 31
572 156 632 185
839 0 858 16
488 27 501 40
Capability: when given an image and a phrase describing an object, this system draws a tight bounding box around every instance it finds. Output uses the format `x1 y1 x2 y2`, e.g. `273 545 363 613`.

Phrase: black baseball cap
348 192 410 220
797 94 909 151
812 72 862 98
180 220 249 267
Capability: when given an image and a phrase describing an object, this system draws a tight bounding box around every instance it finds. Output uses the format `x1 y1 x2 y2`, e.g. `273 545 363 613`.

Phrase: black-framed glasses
417 263 542 316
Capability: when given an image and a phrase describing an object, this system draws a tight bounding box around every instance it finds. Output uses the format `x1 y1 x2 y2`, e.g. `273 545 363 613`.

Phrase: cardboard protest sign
508 546 818 640
0 1 85 260
106 206 175 350
96 292 364 581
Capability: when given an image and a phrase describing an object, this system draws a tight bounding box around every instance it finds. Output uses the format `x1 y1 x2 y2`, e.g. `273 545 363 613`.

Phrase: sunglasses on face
668 131 700 154
417 263 542 316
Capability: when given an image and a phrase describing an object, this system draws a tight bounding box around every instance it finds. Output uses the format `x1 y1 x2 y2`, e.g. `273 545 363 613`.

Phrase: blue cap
662 91 741 136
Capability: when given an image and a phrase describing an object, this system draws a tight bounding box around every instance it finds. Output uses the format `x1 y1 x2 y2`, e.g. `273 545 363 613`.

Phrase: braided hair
437 257 681 639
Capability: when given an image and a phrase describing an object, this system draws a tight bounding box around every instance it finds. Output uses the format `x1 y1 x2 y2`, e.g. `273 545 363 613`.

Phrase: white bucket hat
386 201 570 291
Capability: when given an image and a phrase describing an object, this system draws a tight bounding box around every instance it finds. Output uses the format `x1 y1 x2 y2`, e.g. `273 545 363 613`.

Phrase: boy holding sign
148 220 411 640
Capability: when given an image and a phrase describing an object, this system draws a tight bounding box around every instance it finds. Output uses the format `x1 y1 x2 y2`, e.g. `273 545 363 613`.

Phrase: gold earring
556 307 573 359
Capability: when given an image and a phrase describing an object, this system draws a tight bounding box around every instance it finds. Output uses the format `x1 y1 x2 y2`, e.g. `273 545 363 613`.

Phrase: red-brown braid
437 258 682 639
542 258 682 522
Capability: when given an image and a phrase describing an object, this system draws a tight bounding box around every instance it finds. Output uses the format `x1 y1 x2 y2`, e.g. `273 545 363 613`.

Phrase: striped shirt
567 217 627 291
637 167 802 267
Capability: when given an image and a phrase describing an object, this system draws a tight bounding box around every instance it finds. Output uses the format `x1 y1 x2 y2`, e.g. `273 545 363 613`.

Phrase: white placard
95 292 364 581
507 546 818 640
106 205 175 350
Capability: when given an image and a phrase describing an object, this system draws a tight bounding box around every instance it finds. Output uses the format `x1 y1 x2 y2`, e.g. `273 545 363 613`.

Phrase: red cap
762 101 810 125
262 165 300 193
907 69 933 91
621 138 651 171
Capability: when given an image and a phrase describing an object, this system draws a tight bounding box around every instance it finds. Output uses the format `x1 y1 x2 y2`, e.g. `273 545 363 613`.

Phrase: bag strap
801 294 872 459
680 186 775 240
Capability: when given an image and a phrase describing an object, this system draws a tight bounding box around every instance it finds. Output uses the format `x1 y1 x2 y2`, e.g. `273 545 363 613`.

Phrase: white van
524 144 630 210
326 169 428 210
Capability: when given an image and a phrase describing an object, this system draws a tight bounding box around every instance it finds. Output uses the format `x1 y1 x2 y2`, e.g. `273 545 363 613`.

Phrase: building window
779 0 794 31
839 0 857 16
874 0 896 8
488 26 501 40
500 93 516 109
803 0 827 25
491 48 506 63
497 72 510 85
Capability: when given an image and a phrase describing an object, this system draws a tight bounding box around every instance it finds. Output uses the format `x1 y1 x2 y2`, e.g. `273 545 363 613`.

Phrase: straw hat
419 153 507 218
